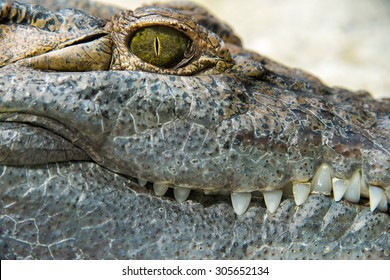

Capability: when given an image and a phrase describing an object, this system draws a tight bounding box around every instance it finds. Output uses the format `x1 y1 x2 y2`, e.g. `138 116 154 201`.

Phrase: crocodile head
0 1 389 259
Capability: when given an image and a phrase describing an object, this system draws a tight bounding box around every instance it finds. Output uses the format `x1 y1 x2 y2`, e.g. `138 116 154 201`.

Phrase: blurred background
93 0 390 99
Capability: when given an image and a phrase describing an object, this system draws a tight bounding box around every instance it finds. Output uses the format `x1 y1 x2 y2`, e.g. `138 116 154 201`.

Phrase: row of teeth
137 163 388 215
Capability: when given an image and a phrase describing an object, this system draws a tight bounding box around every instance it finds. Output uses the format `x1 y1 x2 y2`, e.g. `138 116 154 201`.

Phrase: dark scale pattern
14 220 38 243
1 163 389 259
319 201 358 242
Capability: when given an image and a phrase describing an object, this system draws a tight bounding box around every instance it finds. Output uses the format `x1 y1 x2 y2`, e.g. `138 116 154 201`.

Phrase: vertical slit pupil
154 36 160 57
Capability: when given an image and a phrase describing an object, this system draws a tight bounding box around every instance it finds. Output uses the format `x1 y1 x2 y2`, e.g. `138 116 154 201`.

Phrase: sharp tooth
231 192 252 215
369 186 385 212
153 183 169 196
378 193 388 212
343 171 361 203
263 189 283 214
311 163 332 195
138 179 147 187
293 182 311 206
174 188 191 203
332 178 348 201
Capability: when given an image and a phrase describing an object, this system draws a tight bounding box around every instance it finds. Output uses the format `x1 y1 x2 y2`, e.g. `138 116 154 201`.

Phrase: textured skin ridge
0 1 107 64
1 163 389 259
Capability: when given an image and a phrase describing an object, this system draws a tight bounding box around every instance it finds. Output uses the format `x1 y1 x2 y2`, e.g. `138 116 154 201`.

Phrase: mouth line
130 163 389 216
0 113 91 164
0 113 81 142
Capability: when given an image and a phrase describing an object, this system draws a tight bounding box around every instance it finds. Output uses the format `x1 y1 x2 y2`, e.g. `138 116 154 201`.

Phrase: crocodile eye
129 26 192 68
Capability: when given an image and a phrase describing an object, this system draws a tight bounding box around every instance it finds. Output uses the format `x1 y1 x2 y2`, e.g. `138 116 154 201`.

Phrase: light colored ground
93 0 390 99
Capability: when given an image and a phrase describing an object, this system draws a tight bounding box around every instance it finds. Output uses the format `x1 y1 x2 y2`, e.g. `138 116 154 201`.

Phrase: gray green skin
0 0 389 259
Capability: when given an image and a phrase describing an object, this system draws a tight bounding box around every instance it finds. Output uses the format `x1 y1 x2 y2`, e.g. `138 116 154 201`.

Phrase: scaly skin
0 0 389 259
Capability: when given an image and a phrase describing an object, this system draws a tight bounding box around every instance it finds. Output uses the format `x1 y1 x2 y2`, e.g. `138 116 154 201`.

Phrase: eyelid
108 8 233 75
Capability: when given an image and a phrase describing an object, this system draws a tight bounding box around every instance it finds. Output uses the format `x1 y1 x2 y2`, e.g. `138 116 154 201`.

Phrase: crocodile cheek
97 74 250 186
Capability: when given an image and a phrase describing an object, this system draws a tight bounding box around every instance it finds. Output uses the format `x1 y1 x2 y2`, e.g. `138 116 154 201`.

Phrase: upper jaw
0 66 388 215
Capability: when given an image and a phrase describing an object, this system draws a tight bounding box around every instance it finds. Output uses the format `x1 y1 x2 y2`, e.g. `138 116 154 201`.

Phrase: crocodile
0 0 389 260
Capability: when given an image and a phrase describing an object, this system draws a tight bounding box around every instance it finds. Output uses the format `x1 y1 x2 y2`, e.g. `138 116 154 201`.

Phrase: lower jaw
1 161 389 259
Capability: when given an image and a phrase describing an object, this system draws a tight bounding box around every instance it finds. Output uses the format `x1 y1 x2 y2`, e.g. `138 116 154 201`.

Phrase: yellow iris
129 26 191 68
